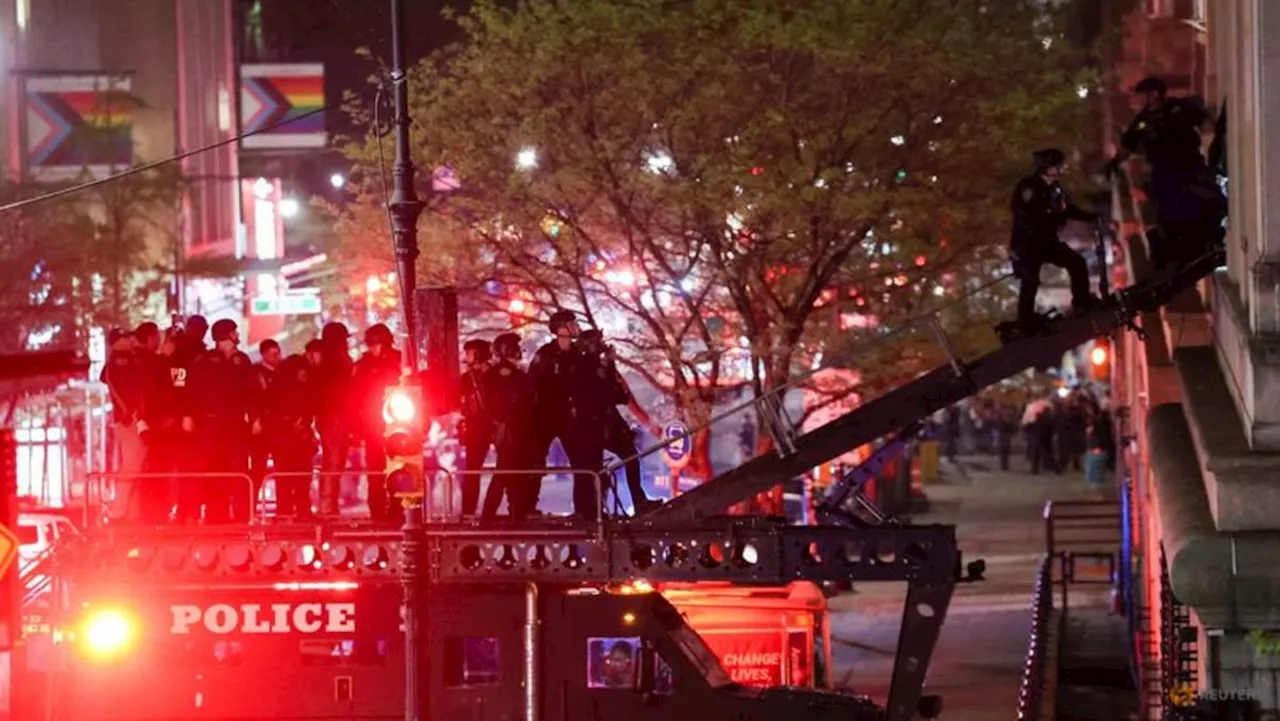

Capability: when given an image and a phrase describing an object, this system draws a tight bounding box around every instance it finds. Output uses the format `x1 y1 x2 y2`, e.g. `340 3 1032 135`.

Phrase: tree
334 0 1096 480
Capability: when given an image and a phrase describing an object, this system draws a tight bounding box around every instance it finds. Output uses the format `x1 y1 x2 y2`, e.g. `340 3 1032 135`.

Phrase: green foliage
335 0 1096 407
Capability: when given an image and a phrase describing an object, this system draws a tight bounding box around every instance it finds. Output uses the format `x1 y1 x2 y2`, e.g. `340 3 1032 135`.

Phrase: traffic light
384 383 425 499
1090 338 1111 382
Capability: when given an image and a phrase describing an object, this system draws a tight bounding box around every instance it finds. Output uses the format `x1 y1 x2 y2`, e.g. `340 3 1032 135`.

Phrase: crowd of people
936 387 1115 485
99 309 664 525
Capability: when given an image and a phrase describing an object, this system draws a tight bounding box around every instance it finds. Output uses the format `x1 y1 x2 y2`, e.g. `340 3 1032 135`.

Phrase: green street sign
251 293 322 316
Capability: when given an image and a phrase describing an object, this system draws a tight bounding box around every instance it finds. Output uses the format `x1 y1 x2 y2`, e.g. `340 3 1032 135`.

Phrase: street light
278 198 300 218
330 173 346 189
515 147 538 170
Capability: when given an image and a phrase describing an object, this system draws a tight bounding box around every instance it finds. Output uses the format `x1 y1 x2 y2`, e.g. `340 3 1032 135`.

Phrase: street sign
661 421 692 470
0 523 18 578
250 292 322 316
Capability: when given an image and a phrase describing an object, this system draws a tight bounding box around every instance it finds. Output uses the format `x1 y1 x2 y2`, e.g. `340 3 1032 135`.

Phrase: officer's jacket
267 354 316 427
350 349 401 432
1120 98 1208 171
187 348 260 422
483 360 532 446
1010 175 1095 249
528 341 578 422
102 351 149 424
569 355 630 425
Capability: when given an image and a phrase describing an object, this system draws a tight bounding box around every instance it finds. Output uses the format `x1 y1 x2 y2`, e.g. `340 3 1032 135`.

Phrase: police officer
574 330 662 516
183 319 261 523
528 310 583 516
315 322 353 515
148 327 188 521
459 338 495 517
1010 149 1098 333
250 339 283 498
102 328 150 522
1106 76 1224 266
351 324 402 521
479 332 534 519
267 352 318 519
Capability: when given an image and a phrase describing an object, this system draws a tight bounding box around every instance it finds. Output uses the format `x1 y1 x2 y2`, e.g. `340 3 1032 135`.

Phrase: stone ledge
1147 403 1280 627
1176 346 1280 530
1212 274 1280 449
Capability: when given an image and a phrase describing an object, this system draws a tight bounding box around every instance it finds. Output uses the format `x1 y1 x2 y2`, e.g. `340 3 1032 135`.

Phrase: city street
826 456 1113 720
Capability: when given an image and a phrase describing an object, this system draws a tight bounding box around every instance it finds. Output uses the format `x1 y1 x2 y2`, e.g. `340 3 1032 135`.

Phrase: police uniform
102 333 150 521
459 340 495 517
250 356 279 496
184 319 261 523
1010 151 1096 329
315 322 353 515
479 336 534 519
527 337 580 514
561 349 611 521
267 354 318 518
351 324 401 521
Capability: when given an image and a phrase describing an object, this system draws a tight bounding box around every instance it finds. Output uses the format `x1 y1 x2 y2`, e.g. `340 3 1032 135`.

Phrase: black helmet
364 323 393 346
211 318 238 343
462 338 491 363
548 309 577 334
493 332 522 360
1032 148 1065 172
575 329 607 355
1133 76 1166 95
322 322 350 344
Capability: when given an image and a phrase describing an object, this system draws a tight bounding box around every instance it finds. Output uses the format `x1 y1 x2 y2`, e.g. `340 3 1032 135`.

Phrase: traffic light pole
387 1 425 719
388 0 424 372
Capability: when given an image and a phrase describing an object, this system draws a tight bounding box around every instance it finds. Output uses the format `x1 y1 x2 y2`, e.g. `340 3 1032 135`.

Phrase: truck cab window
665 623 732 688
587 637 639 689
443 636 500 687
654 653 674 695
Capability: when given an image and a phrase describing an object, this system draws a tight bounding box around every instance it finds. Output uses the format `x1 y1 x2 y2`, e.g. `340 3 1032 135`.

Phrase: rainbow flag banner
25 74 135 180
240 64 326 150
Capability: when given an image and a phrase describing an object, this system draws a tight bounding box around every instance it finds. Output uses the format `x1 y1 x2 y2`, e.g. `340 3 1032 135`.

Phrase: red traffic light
1091 345 1108 366
383 388 418 425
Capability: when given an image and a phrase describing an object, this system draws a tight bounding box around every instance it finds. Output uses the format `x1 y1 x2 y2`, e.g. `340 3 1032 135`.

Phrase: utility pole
387 2 425 721
388 0 424 371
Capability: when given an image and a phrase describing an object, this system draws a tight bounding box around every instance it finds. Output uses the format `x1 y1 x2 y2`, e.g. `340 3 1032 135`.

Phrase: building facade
1111 0 1280 716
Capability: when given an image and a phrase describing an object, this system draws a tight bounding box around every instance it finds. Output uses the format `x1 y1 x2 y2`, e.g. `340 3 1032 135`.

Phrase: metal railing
604 271 1018 477
83 471 256 527
1017 555 1057 721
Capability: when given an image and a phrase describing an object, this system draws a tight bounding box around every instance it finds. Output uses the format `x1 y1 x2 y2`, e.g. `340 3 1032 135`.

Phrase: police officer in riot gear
267 352 317 519
574 330 662 516
352 323 402 521
1106 76 1224 267
459 339 495 517
528 310 586 517
183 319 261 523
1010 149 1098 333
480 333 535 519
316 322 353 515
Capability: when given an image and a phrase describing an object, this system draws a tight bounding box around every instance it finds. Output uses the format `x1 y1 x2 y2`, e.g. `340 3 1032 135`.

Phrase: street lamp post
387 2 426 721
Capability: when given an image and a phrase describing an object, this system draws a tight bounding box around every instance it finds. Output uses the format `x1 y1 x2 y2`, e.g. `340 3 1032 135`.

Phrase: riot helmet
365 323 393 347
211 318 238 345
493 332 522 361
548 309 578 337
1032 148 1066 173
575 329 607 356
462 338 492 364
1133 76 1167 96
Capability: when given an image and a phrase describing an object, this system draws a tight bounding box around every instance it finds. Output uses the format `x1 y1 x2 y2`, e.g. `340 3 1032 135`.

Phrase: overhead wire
0 104 334 214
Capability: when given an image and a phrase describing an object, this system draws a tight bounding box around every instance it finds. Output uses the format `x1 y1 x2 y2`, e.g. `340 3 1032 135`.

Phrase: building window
443 637 500 687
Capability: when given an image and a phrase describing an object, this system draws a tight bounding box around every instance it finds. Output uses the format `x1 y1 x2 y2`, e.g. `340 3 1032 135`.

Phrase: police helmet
493 332 522 360
211 318 238 343
1032 148 1066 172
576 329 605 352
322 322 350 344
463 338 492 363
548 310 577 334
365 323 393 346
1133 76 1167 95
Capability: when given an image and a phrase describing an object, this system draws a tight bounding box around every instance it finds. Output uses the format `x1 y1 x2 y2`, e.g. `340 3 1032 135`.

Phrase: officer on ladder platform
351 323 401 521
183 319 261 523
1010 148 1098 334
459 339 494 518
250 339 282 500
528 310 583 517
102 328 149 522
479 332 534 520
574 329 663 516
1106 76 1224 268
267 351 317 519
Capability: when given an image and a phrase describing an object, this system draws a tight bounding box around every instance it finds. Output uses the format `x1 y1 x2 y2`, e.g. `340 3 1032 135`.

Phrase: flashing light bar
272 581 359 592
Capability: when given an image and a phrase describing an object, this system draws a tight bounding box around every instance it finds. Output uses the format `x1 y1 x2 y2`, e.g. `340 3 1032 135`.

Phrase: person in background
250 339 283 502
315 322 353 515
102 328 148 522
527 310 584 515
480 333 533 519
459 339 495 518
268 351 318 519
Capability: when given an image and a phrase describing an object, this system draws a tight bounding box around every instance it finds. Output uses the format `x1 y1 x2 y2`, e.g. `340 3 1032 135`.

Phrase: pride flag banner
25 74 135 180
240 64 326 150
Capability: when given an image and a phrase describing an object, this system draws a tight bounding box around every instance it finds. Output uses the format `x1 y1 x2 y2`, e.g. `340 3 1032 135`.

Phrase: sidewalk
827 455 1114 720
